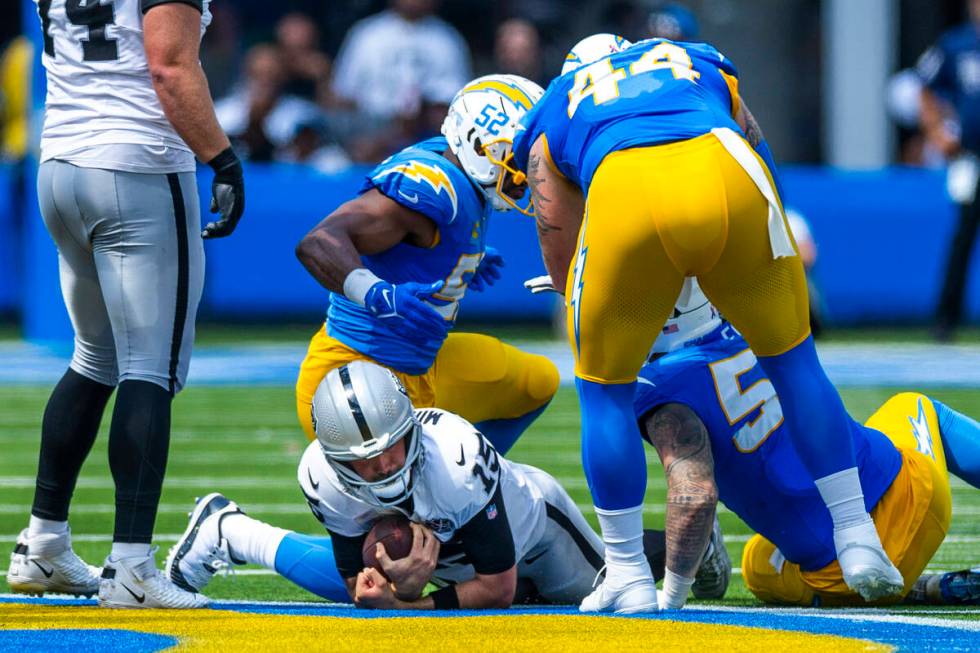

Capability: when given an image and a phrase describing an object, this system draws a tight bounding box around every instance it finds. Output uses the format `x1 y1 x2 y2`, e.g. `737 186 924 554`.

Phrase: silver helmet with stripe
311 360 423 506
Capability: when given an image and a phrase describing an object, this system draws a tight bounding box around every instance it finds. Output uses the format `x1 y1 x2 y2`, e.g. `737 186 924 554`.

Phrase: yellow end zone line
0 604 889 653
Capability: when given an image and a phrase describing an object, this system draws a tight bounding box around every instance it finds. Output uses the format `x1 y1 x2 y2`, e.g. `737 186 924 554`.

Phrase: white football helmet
561 33 633 75
311 361 424 507
442 74 544 215
650 278 723 355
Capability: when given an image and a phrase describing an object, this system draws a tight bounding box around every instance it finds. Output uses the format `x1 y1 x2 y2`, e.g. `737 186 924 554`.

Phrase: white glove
523 275 558 295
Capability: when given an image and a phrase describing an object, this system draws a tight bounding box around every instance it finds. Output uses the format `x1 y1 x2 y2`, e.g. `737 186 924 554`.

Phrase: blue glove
363 280 450 342
467 247 505 293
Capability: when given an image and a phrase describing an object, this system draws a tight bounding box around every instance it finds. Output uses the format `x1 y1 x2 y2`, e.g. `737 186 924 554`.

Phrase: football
361 515 415 577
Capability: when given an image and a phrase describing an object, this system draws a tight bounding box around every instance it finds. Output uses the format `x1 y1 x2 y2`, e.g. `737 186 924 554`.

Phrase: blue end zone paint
0 629 176 653
5 597 976 652
3 342 980 388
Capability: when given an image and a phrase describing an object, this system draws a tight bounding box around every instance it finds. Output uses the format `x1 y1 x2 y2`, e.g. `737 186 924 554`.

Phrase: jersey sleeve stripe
720 70 740 117
540 134 568 180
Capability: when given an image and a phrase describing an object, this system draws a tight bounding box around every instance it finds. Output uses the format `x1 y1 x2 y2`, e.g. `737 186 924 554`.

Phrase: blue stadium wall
3 162 977 339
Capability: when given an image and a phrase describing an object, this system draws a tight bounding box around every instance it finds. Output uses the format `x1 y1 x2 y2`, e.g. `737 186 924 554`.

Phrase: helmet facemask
326 419 425 508
442 74 543 216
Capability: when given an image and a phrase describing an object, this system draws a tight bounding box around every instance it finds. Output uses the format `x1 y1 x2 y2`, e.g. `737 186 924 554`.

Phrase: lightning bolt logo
375 161 459 220
569 211 590 357
908 397 936 460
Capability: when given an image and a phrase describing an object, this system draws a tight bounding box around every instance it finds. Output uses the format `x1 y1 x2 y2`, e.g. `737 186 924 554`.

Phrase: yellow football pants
568 132 809 383
742 392 953 606
295 327 560 441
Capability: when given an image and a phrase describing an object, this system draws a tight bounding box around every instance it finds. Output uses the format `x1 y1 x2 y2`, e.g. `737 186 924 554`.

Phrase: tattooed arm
642 403 719 579
526 137 585 294
734 99 765 149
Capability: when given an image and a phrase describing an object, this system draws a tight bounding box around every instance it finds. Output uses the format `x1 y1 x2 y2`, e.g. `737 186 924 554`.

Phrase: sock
221 513 289 569
31 368 114 521
274 533 349 602
577 378 647 509
933 399 980 488
110 542 152 560
28 516 69 539
814 467 872 531
757 336 858 479
595 506 652 582
108 380 173 544
475 401 550 456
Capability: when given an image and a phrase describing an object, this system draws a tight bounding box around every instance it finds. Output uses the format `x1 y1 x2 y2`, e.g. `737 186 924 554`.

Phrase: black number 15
38 0 119 62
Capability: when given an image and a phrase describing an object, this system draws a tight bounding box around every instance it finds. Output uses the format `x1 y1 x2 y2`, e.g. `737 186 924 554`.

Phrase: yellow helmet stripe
462 79 534 110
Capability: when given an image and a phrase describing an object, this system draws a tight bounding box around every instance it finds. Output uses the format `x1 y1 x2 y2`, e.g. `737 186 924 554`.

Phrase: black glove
203 147 245 239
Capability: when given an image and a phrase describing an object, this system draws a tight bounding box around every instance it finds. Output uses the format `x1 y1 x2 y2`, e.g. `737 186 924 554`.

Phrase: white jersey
298 408 548 563
36 0 212 173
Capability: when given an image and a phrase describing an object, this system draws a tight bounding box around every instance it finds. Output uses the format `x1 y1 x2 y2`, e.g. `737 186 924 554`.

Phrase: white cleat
580 578 659 615
836 521 905 602
6 528 100 597
98 549 208 609
165 493 243 593
692 516 732 600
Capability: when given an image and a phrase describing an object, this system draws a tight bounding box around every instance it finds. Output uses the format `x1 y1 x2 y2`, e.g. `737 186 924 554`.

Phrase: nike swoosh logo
381 288 393 308
31 560 54 578
398 190 420 203
455 444 466 466
524 550 547 565
308 468 319 490
122 583 146 604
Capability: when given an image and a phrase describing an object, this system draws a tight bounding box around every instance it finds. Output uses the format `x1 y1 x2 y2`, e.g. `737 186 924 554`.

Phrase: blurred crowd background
0 0 971 170
3 0 980 338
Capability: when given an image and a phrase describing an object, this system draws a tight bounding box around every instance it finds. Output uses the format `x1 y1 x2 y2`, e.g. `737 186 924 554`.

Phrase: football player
634 280 980 607
508 34 903 611
294 74 558 456
6 0 244 608
165 361 728 609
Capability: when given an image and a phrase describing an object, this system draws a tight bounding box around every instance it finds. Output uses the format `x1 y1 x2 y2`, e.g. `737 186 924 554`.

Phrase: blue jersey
917 24 980 154
326 137 490 375
513 38 742 191
634 326 903 571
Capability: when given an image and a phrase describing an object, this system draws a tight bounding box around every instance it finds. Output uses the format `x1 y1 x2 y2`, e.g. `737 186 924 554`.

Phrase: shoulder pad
368 152 460 225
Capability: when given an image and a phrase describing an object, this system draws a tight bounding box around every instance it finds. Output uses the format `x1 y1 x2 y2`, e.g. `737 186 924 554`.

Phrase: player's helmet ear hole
472 137 485 157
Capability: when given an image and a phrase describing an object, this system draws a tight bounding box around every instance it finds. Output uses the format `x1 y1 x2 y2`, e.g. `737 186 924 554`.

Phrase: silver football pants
37 160 204 394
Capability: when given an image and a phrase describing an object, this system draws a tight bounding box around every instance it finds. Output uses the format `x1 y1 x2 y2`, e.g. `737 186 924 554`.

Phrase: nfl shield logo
485 503 498 520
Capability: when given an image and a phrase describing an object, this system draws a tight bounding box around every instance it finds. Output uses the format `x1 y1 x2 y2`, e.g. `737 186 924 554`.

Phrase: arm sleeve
141 0 203 14
455 484 516 575
327 529 368 580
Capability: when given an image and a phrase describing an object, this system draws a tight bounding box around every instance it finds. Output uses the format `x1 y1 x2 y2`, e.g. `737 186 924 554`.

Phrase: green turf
2 384 979 607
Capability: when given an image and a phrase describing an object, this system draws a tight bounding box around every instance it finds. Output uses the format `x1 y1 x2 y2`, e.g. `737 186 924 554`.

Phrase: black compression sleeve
327 530 367 580
141 0 203 15
456 484 516 575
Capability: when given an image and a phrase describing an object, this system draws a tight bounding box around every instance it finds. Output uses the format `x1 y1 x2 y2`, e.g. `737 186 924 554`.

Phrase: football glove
203 147 245 239
523 274 558 294
467 247 505 292
364 280 450 343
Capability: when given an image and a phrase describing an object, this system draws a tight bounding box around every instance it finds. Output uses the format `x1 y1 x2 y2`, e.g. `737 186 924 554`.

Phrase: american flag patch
663 324 679 334
485 503 498 520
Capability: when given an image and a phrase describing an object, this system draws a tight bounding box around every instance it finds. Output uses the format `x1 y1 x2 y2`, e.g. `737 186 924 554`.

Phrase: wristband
661 568 695 609
430 585 460 610
207 146 241 173
343 268 383 307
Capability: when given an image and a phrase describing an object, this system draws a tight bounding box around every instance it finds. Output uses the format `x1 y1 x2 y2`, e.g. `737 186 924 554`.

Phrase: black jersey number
38 0 119 62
